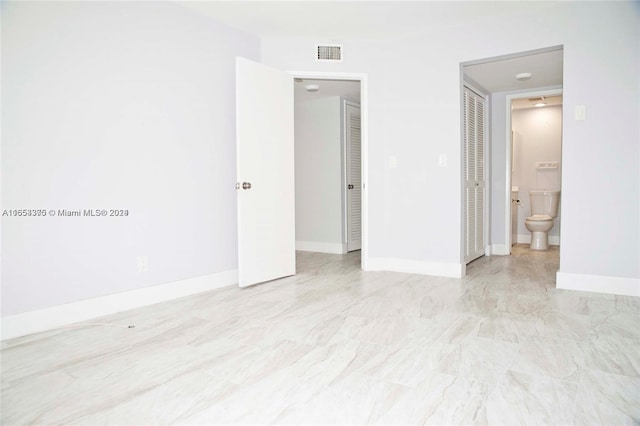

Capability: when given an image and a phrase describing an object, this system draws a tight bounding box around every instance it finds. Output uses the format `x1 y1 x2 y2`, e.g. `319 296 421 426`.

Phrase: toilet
524 190 560 250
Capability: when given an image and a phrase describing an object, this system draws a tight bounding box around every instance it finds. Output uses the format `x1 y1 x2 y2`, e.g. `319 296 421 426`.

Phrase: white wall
261 1 639 287
294 97 345 252
1 2 259 316
559 3 639 282
512 105 563 241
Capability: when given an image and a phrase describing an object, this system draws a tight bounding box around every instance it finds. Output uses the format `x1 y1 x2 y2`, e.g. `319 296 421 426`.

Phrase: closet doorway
293 75 365 264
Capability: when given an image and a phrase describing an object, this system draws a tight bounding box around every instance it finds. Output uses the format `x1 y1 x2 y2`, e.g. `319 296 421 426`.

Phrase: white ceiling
177 1 563 94
512 95 563 110
294 79 360 104
463 49 564 93
177 1 559 40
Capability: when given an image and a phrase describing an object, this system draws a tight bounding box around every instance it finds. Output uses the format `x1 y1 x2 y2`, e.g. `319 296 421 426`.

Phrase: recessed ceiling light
515 72 532 81
305 84 319 92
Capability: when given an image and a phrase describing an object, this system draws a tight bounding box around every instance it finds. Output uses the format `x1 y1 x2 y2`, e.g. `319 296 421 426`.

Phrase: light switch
439 153 447 167
389 156 397 169
575 105 586 121
137 255 148 273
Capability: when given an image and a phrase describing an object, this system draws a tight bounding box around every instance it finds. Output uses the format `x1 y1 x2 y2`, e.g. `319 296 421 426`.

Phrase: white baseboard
367 257 463 278
556 271 640 297
296 240 347 254
516 234 560 246
1 270 238 341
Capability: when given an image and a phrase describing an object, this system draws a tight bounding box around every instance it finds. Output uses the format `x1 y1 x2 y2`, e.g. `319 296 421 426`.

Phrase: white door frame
289 70 369 270
504 88 563 250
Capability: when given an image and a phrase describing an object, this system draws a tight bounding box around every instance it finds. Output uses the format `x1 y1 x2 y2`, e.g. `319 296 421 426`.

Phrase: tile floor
1 245 639 425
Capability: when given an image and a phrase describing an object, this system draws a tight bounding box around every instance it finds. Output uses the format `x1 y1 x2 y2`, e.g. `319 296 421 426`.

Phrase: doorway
460 45 563 263
292 72 368 269
236 61 368 286
506 90 563 248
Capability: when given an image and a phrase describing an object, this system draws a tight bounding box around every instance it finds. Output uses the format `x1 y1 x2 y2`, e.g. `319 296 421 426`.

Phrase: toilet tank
530 190 560 217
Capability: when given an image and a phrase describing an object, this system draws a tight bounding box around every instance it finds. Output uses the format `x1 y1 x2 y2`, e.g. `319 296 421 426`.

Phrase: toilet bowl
525 190 560 250
525 214 554 250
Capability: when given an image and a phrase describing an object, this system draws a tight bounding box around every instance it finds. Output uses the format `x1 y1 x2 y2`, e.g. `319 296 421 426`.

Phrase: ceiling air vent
316 45 342 62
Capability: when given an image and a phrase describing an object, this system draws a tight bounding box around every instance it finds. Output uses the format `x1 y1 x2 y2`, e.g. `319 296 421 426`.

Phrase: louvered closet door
464 87 486 263
346 102 361 252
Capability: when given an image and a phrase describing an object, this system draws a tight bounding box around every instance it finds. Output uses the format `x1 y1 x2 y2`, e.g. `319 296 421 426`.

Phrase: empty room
1 1 638 424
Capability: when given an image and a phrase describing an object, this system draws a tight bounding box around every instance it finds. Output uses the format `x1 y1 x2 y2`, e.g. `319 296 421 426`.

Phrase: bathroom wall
512 105 563 244
294 97 345 253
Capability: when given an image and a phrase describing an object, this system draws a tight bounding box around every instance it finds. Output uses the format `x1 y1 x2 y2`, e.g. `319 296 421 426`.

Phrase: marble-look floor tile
1 371 77 425
330 315 413 346
591 311 640 340
476 316 521 343
531 310 592 341
176 369 325 425
67 371 240 425
434 336 520 386
573 368 640 425
483 370 577 425
287 339 365 386
272 372 409 425
437 313 484 344
550 289 617 317
2 246 639 425
374 372 491 425
9 367 163 425
357 337 447 388
579 334 640 378
509 336 585 383
496 292 553 318
202 339 316 386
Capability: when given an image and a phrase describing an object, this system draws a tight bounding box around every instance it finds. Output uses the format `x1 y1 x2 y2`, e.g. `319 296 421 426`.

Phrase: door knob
348 184 354 190
242 182 252 190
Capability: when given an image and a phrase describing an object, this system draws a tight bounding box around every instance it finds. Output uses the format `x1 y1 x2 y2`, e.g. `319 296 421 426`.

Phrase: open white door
236 57 295 287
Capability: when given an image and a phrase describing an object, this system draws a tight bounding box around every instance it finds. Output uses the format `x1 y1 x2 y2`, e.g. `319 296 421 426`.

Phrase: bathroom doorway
461 45 563 260
506 90 563 248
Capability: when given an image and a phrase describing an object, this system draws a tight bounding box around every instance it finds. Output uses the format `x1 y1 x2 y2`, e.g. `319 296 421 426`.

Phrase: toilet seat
526 214 552 221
